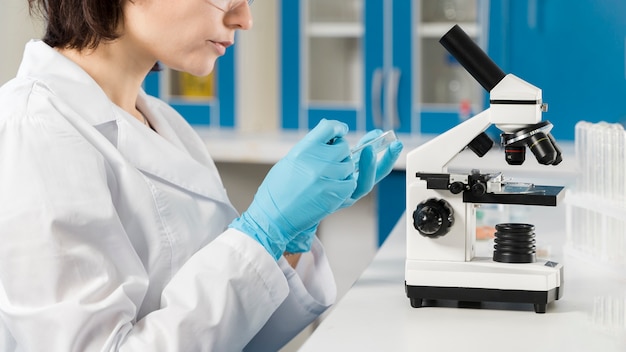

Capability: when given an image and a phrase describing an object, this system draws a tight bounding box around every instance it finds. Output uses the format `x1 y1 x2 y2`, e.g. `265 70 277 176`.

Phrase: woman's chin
187 60 217 77
168 59 216 77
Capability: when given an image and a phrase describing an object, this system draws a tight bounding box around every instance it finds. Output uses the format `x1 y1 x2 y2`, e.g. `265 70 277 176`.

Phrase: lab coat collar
17 40 118 126
17 40 233 207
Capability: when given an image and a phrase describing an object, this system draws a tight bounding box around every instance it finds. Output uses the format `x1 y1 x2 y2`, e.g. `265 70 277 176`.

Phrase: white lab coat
0 40 336 352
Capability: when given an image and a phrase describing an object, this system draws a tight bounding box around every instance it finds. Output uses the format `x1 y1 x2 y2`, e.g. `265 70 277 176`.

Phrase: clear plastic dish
351 130 397 170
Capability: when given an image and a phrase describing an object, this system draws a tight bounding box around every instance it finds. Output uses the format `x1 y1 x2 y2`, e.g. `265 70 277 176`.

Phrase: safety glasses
207 0 254 13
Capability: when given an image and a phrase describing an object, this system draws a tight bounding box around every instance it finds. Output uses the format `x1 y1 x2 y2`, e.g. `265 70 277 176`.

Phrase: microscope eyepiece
439 24 506 92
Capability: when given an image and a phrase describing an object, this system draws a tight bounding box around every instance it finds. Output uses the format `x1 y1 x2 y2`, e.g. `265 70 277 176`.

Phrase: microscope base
406 284 560 313
405 258 564 313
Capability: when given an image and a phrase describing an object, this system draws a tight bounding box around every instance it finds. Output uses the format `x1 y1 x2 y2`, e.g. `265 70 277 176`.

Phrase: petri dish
351 130 397 169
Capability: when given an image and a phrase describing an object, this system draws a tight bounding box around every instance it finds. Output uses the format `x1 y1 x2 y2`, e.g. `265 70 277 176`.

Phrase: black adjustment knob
471 182 486 196
467 132 494 157
412 198 455 238
449 181 465 194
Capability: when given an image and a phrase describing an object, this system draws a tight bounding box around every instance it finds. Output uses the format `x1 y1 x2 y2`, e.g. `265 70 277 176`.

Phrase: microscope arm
406 108 492 175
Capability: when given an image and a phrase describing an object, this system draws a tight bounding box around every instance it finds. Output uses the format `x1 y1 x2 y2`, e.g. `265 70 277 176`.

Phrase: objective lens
527 132 557 165
548 134 563 165
504 145 526 165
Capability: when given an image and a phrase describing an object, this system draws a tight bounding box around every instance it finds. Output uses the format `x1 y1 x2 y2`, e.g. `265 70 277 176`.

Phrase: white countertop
298 212 626 351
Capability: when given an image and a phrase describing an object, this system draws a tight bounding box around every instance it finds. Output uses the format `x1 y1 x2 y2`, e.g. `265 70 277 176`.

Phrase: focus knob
412 198 454 238
449 181 465 194
471 181 486 196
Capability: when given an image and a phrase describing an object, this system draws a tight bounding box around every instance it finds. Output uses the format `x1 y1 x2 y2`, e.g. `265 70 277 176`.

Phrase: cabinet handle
371 68 384 129
384 68 401 130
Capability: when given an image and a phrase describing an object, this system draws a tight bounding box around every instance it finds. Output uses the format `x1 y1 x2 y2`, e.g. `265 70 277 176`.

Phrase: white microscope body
405 25 564 313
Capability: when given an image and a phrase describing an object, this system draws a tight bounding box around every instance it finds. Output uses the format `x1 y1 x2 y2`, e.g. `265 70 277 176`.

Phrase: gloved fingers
374 140 403 183
355 129 383 147
287 152 355 181
351 145 376 200
303 119 349 145
325 176 358 201
339 140 403 210
276 167 357 212
310 176 357 212
319 135 352 162
291 123 352 163
349 129 383 168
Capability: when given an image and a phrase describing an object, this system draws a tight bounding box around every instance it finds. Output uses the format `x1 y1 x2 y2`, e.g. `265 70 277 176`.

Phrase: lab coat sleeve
120 229 290 352
244 237 337 352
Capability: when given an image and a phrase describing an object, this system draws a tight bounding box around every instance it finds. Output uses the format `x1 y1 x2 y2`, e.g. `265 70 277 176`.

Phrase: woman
0 0 403 351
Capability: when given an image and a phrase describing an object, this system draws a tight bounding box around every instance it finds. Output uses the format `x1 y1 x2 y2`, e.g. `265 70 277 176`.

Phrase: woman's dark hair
28 0 124 50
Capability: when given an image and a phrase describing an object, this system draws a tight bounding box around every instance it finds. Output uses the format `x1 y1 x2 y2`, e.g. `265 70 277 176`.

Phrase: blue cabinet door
280 0 415 133
488 0 626 141
364 0 385 132
387 0 414 134
416 0 488 136
281 0 373 132
279 0 302 130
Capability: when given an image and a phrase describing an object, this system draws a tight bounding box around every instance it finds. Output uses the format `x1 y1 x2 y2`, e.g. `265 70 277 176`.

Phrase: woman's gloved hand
340 129 403 209
229 119 357 260
282 130 403 255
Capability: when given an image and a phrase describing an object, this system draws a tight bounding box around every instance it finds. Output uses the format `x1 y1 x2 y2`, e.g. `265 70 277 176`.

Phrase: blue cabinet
488 0 626 141
143 49 238 127
280 0 487 135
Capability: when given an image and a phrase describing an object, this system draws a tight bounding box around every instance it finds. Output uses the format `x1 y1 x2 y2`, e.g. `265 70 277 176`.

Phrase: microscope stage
463 185 565 206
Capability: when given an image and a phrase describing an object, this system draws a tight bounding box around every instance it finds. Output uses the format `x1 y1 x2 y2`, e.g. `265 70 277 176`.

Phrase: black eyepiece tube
439 24 506 92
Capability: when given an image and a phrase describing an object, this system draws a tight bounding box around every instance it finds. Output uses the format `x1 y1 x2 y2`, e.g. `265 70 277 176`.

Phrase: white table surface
299 213 626 352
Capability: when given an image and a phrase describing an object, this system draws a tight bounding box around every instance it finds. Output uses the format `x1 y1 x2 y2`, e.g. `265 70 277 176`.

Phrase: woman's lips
209 40 232 56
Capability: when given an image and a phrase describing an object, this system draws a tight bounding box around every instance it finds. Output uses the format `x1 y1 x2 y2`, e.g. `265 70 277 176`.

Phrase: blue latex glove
230 119 357 260
284 224 317 254
341 129 403 209
284 130 403 255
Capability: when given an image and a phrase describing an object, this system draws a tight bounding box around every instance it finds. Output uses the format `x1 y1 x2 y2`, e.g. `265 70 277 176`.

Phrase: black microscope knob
449 181 465 194
471 182 486 196
412 198 454 238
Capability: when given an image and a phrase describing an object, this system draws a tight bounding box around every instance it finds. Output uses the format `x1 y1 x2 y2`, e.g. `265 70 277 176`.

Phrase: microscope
405 25 564 313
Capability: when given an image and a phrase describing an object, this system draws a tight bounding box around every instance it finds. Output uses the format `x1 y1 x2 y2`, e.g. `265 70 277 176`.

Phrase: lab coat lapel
114 109 233 207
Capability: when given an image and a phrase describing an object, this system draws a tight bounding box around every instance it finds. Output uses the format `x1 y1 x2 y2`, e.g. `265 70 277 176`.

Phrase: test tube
575 121 589 193
613 124 625 202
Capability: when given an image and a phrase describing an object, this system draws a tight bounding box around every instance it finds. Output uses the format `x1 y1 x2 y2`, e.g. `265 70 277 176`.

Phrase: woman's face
122 0 253 76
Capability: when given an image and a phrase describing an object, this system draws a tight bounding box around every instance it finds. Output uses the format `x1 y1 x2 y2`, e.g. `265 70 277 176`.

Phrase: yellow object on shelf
178 71 215 98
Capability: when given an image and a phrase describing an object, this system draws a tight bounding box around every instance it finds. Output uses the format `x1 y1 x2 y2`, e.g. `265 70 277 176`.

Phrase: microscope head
440 25 563 167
